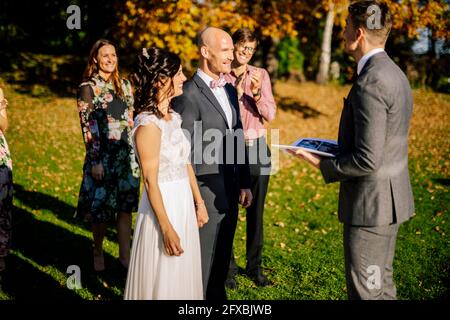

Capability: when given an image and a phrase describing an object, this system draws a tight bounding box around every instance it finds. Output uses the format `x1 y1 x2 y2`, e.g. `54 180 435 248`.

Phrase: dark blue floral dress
0 130 12 258
75 74 140 223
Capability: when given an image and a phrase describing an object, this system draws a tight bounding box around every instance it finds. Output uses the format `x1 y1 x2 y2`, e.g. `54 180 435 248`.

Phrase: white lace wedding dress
124 111 203 300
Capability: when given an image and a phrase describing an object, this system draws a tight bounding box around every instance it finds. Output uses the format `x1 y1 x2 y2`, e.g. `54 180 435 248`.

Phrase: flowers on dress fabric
76 74 140 222
0 135 12 170
84 131 92 143
94 187 106 200
0 168 9 186
119 179 130 191
0 184 8 201
77 100 89 112
130 157 140 178
126 194 135 203
108 122 122 140
88 120 99 135
127 109 134 128
104 93 113 103
92 140 100 151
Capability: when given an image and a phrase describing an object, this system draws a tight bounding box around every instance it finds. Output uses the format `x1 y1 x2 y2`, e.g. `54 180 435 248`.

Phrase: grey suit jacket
320 51 415 226
172 73 251 212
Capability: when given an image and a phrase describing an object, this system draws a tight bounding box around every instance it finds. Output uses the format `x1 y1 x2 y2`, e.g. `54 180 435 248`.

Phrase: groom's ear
355 27 365 44
200 46 209 59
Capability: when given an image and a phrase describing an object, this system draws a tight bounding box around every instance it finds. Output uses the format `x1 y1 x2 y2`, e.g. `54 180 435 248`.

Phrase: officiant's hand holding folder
272 138 339 158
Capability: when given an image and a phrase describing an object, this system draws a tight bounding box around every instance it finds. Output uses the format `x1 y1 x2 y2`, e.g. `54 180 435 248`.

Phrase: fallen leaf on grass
275 221 285 228
312 193 321 201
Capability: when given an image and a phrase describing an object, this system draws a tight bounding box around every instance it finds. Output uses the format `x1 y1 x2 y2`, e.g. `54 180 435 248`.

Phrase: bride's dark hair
131 47 181 118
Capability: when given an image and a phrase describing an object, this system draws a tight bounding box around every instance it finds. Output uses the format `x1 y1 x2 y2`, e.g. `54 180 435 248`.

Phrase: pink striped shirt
224 65 276 140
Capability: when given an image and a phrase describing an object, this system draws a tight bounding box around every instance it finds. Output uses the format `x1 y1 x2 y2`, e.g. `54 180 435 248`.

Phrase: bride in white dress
124 48 208 300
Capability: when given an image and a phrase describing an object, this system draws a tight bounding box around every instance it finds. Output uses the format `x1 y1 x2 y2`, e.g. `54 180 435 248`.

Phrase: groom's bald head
198 27 230 48
197 27 234 76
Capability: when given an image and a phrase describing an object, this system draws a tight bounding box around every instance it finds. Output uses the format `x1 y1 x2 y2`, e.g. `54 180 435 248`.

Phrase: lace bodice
132 112 190 183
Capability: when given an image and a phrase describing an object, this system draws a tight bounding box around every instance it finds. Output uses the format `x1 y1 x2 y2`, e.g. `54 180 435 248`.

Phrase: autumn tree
116 0 448 84
117 0 257 73
315 0 449 84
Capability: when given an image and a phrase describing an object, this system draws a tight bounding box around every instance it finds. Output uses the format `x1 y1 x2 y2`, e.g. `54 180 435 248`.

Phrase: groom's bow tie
210 74 227 89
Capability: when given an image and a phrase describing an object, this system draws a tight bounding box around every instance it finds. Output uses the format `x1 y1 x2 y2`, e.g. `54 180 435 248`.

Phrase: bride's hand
162 226 184 256
196 201 209 228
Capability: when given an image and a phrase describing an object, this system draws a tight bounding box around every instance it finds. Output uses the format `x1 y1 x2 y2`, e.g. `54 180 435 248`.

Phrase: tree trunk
316 1 335 85
261 36 279 91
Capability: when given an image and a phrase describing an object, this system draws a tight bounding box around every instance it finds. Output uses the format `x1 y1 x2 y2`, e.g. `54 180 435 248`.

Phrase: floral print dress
0 130 12 258
75 74 140 223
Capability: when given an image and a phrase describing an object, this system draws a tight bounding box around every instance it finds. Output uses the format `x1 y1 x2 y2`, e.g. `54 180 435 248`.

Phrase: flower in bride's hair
142 48 149 59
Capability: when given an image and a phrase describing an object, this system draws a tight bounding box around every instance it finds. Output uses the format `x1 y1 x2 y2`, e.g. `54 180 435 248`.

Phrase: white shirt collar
196 68 217 89
357 48 385 75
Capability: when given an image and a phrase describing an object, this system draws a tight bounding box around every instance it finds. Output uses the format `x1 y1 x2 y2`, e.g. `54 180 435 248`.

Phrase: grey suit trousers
343 223 399 300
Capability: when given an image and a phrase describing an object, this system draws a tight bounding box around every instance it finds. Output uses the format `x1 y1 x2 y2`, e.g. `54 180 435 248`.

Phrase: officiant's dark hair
131 47 181 119
232 28 258 46
348 1 392 45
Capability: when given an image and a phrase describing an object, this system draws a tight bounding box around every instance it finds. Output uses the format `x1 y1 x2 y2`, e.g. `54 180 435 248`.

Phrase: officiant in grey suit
290 0 414 299
172 27 252 301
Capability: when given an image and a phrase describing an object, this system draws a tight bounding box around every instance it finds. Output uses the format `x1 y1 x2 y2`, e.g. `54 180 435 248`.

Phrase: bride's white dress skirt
124 177 203 300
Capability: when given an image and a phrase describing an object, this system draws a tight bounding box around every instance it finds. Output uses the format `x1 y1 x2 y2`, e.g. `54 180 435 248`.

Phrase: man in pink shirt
224 28 277 288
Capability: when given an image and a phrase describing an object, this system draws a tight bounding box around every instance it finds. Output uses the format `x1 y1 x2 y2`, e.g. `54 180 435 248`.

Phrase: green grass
0 80 448 300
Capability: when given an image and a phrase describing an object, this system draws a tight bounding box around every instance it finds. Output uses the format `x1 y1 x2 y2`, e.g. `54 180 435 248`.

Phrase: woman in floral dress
0 86 12 273
75 39 140 272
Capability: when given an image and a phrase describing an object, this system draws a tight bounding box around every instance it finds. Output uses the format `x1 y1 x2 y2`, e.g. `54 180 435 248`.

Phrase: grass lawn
0 80 448 300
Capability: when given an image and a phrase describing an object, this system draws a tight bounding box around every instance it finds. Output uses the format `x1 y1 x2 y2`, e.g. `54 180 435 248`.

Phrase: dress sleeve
77 83 101 166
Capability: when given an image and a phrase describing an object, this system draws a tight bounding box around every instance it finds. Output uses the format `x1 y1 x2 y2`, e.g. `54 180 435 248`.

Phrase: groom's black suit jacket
172 73 251 213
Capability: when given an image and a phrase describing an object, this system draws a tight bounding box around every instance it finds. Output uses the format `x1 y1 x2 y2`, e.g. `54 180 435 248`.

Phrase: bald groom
172 27 252 301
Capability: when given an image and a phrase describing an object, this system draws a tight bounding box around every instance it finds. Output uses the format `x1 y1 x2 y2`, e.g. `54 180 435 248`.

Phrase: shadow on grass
0 52 85 98
275 96 323 119
13 184 119 242
0 253 82 300
0 205 128 300
432 178 450 186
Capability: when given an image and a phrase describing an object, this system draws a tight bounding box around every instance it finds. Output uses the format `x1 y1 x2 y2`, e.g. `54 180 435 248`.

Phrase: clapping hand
236 74 245 99
250 70 262 97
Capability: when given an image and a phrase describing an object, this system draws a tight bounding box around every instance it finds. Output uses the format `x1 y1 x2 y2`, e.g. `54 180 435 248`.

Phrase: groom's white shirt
357 48 385 75
196 68 233 128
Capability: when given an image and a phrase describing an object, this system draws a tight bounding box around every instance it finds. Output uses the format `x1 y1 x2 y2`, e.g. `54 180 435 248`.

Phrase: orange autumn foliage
116 0 449 72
